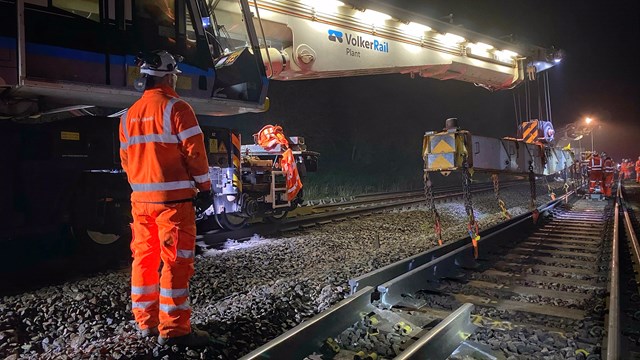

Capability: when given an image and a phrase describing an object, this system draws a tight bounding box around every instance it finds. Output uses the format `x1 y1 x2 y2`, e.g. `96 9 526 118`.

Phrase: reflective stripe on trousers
130 201 197 338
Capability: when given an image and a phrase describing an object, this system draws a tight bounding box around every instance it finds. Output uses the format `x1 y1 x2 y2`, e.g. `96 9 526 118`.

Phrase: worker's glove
194 190 213 215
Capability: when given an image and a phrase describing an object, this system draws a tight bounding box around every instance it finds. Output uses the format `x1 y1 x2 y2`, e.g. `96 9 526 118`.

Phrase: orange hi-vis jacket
255 125 303 201
603 158 615 174
119 85 211 202
636 160 640 172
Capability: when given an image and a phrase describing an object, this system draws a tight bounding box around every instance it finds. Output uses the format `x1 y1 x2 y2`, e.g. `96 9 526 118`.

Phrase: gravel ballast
0 184 566 359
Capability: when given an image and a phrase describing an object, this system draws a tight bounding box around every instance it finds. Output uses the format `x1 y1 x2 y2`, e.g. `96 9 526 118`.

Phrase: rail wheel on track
215 212 249 230
265 210 288 223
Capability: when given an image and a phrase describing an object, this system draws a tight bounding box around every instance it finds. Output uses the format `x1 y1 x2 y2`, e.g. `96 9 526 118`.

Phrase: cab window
52 0 100 22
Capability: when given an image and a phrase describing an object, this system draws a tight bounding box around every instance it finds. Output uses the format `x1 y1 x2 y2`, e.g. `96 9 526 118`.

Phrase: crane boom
226 0 560 90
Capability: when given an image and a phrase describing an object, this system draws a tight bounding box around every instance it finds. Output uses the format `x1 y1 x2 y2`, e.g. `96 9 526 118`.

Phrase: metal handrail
251 0 274 78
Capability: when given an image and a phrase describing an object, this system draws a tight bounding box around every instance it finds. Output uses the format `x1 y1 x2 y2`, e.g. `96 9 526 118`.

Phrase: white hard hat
138 50 183 77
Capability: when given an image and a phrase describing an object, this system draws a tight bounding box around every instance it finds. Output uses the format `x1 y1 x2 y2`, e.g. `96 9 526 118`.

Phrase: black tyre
70 173 131 270
215 212 249 230
265 210 288 223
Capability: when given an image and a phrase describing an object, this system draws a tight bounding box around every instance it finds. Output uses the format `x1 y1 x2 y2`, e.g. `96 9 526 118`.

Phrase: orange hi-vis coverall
636 159 640 183
625 161 633 180
603 158 614 197
588 155 603 194
119 85 211 338
620 162 628 180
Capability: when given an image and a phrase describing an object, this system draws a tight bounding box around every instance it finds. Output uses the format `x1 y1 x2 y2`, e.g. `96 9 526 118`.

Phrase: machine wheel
215 212 249 230
70 173 131 269
265 210 289 223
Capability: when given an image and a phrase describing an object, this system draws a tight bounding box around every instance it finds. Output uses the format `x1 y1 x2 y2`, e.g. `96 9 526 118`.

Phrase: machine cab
0 0 270 116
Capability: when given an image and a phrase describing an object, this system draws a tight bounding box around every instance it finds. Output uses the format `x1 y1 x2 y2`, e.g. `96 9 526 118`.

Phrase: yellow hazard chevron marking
218 142 227 153
233 154 240 169
432 138 455 153
521 121 540 143
232 134 241 150
522 122 536 139
430 154 454 169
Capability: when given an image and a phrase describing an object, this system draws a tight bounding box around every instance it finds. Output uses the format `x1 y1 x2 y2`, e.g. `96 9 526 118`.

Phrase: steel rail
238 191 574 360
200 181 526 246
239 286 376 360
377 194 569 305
620 188 640 287
606 183 621 359
349 199 548 295
392 303 475 360
313 180 526 210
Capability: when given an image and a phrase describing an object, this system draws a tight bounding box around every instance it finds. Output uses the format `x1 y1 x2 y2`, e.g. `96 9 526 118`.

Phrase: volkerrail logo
327 29 389 57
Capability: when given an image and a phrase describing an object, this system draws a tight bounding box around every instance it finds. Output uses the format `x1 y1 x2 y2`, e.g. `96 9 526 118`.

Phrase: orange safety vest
603 159 614 174
256 125 303 201
589 156 602 171
119 85 211 202
636 160 640 171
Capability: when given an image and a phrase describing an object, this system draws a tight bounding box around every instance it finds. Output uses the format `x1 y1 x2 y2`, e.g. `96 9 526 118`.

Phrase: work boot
157 328 212 347
139 327 159 338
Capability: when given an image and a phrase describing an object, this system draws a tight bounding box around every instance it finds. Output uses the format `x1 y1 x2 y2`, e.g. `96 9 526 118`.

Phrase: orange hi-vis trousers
130 201 196 338
603 173 614 197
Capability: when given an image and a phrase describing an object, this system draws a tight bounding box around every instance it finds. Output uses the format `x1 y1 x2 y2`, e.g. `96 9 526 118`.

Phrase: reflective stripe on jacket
603 159 615 174
589 157 603 171
120 85 211 202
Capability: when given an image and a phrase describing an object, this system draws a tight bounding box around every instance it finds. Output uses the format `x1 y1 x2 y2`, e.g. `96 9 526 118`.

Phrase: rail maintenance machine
1 0 566 263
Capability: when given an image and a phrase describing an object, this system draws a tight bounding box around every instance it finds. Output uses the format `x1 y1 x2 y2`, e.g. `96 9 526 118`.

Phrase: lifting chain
543 175 556 200
462 155 480 258
423 167 443 246
491 173 511 219
528 162 539 223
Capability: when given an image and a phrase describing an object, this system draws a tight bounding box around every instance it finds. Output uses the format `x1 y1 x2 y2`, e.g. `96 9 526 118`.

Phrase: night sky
208 0 640 189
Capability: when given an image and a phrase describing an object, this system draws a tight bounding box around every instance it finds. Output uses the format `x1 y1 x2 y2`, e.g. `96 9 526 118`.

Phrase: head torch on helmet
135 50 184 77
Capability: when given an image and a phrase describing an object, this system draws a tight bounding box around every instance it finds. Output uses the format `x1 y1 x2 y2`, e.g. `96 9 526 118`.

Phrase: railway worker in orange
587 152 603 194
636 156 640 183
119 50 213 347
624 159 633 181
620 159 628 181
602 153 614 197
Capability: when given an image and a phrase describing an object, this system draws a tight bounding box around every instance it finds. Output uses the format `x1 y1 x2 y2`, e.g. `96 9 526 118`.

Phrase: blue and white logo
328 29 344 43
327 29 389 53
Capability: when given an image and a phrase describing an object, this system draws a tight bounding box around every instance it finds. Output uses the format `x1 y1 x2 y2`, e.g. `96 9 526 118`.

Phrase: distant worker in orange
620 159 628 181
602 153 614 197
636 156 640 183
120 50 213 347
587 152 603 194
624 159 633 181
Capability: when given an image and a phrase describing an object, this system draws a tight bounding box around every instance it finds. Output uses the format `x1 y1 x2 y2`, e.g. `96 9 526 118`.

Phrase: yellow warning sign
430 154 454 169
60 131 80 141
431 138 455 154
218 142 227 153
208 138 218 153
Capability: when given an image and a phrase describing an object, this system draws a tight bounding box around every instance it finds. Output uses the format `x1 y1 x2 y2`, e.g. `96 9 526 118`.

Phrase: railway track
197 180 527 248
240 183 640 360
